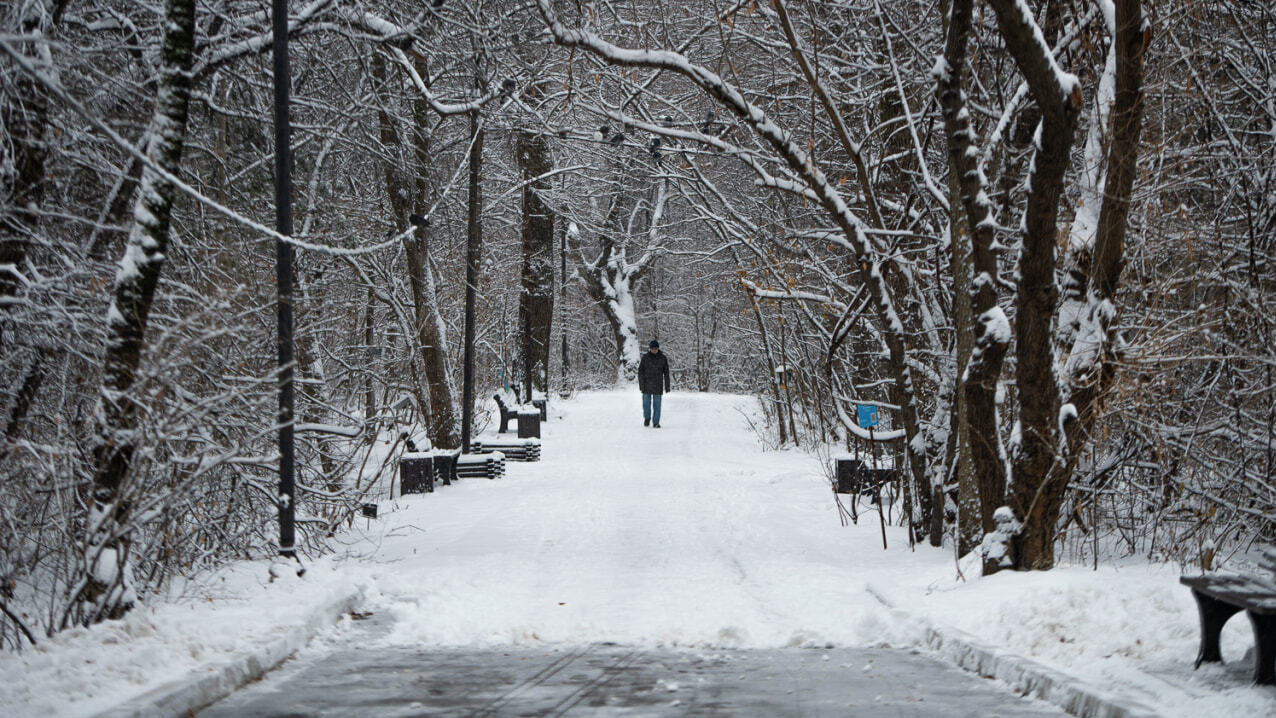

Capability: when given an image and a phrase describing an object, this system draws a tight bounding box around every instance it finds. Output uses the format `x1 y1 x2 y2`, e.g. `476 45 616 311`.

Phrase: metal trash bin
517 408 541 439
400 453 434 494
835 458 867 494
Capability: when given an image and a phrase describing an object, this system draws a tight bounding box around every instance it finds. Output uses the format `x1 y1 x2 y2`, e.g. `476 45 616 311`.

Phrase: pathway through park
199 391 1064 716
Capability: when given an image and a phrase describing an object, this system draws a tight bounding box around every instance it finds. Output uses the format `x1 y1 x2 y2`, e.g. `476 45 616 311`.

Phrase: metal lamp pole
460 109 483 454
272 0 295 558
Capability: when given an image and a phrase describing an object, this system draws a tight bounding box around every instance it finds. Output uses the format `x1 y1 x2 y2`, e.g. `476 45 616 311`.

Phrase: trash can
517 408 541 439
400 453 434 494
835 457 868 494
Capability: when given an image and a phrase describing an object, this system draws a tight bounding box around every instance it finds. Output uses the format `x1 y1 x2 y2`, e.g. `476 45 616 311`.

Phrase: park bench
470 436 541 461
1180 546 1276 684
456 451 506 480
493 394 517 433
432 448 460 486
493 394 542 438
833 457 894 497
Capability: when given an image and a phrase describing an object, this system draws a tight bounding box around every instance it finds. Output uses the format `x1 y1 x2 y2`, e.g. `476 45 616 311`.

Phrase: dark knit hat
649 340 660 349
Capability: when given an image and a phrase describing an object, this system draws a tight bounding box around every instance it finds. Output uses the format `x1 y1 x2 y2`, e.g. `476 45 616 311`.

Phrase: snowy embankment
2 391 1271 717
873 558 1276 717
0 559 369 717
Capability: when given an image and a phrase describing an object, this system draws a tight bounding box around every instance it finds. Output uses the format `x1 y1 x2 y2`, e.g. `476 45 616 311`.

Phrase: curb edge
93 584 365 718
865 583 1161 718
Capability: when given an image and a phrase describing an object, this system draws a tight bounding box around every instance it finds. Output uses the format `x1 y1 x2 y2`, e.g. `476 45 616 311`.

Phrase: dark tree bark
1061 0 1149 508
516 129 555 402
0 5 60 445
984 0 1083 571
373 53 461 450
0 4 53 303
82 0 198 623
460 108 484 452
937 0 1010 553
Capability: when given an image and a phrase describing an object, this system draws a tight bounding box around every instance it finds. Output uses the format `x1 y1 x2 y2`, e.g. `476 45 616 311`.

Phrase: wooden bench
456 452 506 480
493 394 516 433
1180 546 1276 684
470 437 540 462
833 457 893 497
431 448 460 486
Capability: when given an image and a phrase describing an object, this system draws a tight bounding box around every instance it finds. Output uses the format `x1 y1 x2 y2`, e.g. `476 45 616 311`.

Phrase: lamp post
461 109 483 454
271 0 295 558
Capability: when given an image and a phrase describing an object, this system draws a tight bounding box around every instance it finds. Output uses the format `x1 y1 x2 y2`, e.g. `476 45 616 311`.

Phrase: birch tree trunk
81 0 197 623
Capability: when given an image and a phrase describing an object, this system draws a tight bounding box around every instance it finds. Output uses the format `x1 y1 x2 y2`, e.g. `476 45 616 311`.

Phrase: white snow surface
3 391 1272 717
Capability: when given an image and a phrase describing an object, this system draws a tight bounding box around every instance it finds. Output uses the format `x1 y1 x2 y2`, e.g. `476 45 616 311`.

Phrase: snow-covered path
8 391 1273 717
199 391 1067 716
355 390 920 649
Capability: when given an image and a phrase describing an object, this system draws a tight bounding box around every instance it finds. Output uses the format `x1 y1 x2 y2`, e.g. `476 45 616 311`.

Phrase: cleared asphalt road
199 624 1065 717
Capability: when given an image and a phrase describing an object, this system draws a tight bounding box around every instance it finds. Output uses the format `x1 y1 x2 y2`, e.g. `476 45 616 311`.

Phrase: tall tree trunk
0 3 58 444
82 0 197 623
937 0 1011 556
408 65 462 449
362 287 376 427
984 0 1083 571
373 54 461 449
1060 0 1148 525
517 130 555 402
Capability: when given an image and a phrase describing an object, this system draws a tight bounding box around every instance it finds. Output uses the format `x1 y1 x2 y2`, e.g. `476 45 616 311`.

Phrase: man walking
638 340 670 428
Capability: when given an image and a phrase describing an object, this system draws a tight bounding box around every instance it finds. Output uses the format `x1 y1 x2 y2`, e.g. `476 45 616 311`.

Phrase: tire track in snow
542 648 642 717
469 645 593 717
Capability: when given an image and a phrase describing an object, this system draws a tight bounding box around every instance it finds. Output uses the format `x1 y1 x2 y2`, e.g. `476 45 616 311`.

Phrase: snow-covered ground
2 391 1272 717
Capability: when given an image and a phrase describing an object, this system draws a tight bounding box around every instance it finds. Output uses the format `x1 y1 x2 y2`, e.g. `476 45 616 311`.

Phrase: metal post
559 221 568 392
271 0 295 558
872 427 887 550
461 110 483 454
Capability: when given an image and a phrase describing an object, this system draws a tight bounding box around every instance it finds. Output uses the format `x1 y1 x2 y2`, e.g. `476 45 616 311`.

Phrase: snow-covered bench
492 394 541 438
470 436 540 462
833 457 893 496
456 452 505 480
432 448 460 486
493 394 517 433
1180 546 1276 684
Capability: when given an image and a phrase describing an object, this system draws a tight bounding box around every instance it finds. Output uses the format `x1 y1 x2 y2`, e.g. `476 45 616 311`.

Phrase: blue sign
856 404 879 429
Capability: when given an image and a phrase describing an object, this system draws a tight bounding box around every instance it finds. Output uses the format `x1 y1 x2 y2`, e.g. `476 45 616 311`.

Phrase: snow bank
873 558 1276 717
0 559 368 718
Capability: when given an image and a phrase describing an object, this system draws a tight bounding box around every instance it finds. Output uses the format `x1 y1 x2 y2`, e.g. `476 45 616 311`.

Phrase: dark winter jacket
638 350 670 395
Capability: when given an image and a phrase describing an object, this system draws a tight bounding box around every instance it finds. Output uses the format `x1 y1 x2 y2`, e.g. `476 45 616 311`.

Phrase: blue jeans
642 393 662 425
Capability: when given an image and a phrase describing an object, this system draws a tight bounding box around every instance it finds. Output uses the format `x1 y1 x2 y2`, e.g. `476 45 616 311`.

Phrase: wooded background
1 0 1272 647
